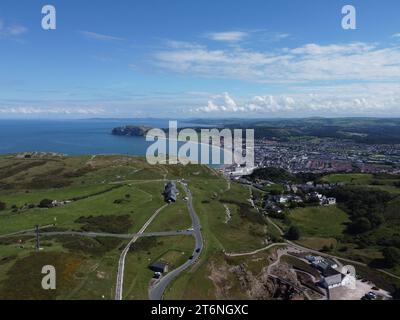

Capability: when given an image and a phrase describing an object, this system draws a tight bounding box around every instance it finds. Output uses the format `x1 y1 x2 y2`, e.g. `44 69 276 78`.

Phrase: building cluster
305 255 354 290
253 139 400 174
285 182 345 193
263 186 337 214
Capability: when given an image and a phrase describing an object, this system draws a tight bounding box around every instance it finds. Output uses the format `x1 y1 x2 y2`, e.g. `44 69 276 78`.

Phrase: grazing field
322 173 374 184
289 206 350 238
146 185 192 232
322 173 400 195
296 237 338 251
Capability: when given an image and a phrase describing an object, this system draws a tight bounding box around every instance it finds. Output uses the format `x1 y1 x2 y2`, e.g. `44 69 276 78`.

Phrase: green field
123 235 195 300
322 173 400 195
322 173 374 184
289 206 350 238
1 155 399 299
0 154 271 300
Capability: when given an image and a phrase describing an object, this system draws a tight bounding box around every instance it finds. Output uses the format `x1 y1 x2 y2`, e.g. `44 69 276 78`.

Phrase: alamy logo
41 265 56 290
145 121 254 172
342 5 356 30
41 5 56 30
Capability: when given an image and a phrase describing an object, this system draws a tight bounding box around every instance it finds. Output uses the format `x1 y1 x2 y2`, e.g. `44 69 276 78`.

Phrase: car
189 255 194 260
367 292 377 299
195 248 201 253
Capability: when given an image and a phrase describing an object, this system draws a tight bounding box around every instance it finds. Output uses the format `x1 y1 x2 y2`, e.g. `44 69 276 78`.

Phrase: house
163 182 178 203
292 195 303 203
321 197 336 206
273 195 289 204
321 267 343 289
327 197 336 205
149 262 169 273
264 203 283 214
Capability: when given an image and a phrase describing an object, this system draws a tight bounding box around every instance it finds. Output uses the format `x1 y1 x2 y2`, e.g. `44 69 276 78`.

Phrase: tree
348 217 372 234
0 201 6 211
286 225 301 241
383 247 400 268
321 245 330 252
393 286 400 300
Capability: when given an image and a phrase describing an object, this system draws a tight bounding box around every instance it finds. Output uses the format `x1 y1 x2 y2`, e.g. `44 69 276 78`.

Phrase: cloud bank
193 83 400 116
154 41 400 84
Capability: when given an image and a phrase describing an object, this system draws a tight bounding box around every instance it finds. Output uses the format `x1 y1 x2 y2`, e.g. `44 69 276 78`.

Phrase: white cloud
0 106 105 115
192 84 400 116
165 40 204 49
206 31 248 42
80 31 125 41
154 41 400 84
392 33 400 38
0 18 27 39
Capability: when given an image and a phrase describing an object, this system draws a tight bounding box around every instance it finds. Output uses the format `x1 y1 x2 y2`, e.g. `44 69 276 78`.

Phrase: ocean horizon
0 119 224 165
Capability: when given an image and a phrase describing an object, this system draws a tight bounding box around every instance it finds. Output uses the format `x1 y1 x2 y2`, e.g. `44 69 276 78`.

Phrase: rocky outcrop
111 125 153 137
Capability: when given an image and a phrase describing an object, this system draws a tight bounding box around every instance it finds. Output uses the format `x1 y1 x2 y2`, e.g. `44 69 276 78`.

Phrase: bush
0 201 6 211
348 217 372 234
113 199 130 204
38 199 53 208
75 215 133 234
285 225 301 240
383 247 400 268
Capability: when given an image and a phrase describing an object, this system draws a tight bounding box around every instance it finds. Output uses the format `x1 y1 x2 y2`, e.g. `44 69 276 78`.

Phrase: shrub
383 247 400 268
285 225 301 240
39 199 53 208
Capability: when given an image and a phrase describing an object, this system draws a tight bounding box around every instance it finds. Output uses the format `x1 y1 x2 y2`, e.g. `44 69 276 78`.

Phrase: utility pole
35 225 40 252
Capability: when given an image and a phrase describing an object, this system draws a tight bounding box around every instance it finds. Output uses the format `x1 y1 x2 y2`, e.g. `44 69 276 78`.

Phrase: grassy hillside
0 154 270 300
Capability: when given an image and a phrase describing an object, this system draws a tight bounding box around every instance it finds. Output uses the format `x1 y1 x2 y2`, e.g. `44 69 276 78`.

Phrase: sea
0 119 223 163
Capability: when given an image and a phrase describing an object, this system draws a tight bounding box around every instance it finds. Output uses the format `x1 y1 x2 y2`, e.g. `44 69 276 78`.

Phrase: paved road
4 230 193 239
0 225 56 239
115 204 168 300
149 182 204 300
225 243 287 257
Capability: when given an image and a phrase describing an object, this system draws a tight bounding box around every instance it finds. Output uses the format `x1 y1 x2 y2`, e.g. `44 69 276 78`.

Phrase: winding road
148 182 204 300
115 204 168 300
0 181 204 301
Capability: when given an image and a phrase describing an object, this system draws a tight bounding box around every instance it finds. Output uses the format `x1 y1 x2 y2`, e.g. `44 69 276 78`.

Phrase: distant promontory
111 125 153 137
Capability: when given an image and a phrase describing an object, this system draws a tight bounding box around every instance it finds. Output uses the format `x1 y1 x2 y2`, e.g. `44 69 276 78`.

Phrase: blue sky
0 0 400 118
